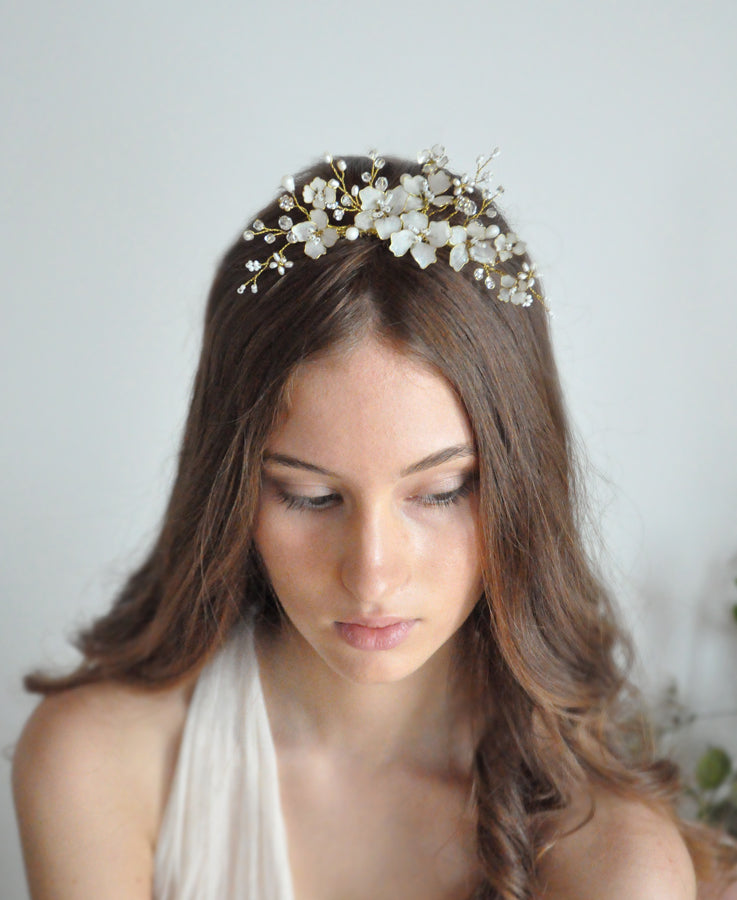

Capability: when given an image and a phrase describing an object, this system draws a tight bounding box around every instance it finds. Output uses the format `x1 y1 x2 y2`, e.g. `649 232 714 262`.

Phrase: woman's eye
276 489 340 512
416 474 477 508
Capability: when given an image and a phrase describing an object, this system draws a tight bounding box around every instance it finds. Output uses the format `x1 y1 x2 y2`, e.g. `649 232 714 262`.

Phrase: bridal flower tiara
237 146 542 308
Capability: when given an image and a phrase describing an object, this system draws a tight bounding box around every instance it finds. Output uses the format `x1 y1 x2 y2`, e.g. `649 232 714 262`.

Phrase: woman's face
253 336 483 685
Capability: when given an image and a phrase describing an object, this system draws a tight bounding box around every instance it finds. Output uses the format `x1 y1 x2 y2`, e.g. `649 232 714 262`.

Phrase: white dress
153 624 295 900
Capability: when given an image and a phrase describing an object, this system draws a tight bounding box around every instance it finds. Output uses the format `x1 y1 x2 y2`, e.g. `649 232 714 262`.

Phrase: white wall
2 1 736 895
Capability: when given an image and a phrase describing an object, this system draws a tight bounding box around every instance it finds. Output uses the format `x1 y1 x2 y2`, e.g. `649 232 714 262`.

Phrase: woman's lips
335 618 417 651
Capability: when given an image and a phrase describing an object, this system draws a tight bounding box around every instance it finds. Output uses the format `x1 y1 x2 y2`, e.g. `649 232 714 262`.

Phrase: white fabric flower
426 170 454 205
448 221 502 272
398 175 427 212
389 210 451 269
494 232 526 262
303 177 337 210
354 186 407 238
291 209 339 259
399 172 454 210
498 273 533 306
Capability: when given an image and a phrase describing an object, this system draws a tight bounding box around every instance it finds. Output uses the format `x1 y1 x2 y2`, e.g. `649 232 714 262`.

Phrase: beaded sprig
237 146 542 307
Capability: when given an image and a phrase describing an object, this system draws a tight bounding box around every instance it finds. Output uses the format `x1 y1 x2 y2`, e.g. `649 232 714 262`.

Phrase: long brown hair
27 155 735 898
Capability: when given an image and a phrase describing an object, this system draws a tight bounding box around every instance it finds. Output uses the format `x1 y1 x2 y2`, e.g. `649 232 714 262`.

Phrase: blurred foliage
692 745 737 835
664 590 737 838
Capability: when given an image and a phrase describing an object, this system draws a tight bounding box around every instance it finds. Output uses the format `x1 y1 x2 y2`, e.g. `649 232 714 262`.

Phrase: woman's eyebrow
399 443 476 476
262 444 476 479
262 452 335 476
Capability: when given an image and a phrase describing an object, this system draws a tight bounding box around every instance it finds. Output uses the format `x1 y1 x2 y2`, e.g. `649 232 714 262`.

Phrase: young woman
13 148 736 899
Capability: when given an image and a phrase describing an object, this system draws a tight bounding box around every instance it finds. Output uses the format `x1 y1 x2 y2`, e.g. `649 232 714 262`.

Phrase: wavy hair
26 155 735 898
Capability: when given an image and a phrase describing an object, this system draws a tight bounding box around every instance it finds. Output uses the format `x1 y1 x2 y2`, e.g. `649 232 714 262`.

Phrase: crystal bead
474 268 484 281
485 276 495 289
456 197 477 216
375 176 388 191
286 232 298 243
345 226 359 241
375 158 385 169
368 148 377 159
333 208 344 221
361 171 371 183
243 229 255 241
252 219 264 232
340 194 352 207
278 195 295 211
264 233 276 244
278 216 293 231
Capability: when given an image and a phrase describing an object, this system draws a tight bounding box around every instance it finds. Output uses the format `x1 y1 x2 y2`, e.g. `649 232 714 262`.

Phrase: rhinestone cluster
237 146 542 308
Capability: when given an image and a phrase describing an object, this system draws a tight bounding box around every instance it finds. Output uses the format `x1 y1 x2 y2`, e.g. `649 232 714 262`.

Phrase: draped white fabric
154 625 294 900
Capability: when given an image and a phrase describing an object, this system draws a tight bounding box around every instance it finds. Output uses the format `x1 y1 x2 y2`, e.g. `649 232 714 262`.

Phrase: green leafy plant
691 744 737 835
684 600 737 837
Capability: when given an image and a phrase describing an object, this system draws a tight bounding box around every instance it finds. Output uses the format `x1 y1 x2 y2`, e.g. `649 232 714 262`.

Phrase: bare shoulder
539 787 697 900
13 677 193 899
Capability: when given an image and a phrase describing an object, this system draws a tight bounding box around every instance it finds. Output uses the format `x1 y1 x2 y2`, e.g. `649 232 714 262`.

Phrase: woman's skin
14 335 697 899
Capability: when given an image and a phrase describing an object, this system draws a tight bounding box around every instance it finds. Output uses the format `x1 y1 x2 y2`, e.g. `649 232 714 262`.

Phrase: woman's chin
318 647 424 686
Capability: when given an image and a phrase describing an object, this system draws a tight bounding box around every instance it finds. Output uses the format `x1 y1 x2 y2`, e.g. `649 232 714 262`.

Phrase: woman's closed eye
269 472 478 514
413 473 477 509
275 487 341 512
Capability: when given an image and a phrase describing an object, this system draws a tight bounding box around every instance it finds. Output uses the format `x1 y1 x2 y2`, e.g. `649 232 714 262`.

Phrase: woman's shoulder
539 786 697 900
13 677 195 899
15 677 193 788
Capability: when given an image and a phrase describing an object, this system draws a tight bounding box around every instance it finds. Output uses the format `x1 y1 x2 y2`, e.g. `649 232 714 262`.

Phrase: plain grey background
2 1 736 896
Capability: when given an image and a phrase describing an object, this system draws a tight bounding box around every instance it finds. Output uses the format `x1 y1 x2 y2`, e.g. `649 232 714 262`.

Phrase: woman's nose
338 503 410 607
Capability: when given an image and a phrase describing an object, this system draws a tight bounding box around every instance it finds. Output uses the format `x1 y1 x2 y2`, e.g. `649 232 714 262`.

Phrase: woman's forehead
267 337 474 475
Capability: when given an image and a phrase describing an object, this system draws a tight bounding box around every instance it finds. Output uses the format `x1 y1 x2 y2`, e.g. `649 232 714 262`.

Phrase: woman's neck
255 620 476 776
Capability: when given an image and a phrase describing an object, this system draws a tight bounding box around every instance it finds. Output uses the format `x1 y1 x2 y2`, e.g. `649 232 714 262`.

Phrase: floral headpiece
237 146 542 308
